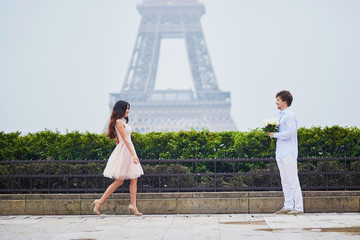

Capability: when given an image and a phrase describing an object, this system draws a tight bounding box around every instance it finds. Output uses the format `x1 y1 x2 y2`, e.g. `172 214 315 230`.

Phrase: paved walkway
0 213 359 240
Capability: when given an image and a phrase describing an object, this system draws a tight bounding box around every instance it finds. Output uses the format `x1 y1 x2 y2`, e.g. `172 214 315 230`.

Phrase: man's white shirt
273 107 298 158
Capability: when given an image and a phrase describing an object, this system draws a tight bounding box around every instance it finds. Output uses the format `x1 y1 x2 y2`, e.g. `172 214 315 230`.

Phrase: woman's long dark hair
106 100 130 140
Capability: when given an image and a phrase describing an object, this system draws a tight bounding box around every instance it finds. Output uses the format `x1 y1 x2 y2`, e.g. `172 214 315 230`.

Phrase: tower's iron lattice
110 0 237 133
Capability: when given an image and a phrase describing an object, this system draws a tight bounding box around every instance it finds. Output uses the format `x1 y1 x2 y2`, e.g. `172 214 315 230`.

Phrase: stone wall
0 191 359 215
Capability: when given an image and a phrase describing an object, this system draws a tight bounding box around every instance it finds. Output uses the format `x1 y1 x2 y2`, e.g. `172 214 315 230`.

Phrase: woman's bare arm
115 120 139 164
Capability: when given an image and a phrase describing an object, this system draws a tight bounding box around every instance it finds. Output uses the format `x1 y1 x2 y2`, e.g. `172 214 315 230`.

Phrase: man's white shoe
275 208 291 214
287 209 304 215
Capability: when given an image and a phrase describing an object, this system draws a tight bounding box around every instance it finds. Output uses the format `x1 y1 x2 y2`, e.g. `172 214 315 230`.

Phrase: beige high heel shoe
128 204 143 216
90 199 101 216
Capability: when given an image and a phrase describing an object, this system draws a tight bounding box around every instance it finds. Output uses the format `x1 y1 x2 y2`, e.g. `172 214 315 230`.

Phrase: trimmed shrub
1 126 359 161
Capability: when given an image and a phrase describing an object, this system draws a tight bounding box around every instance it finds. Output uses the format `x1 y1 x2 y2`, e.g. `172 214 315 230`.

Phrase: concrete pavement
0 213 359 240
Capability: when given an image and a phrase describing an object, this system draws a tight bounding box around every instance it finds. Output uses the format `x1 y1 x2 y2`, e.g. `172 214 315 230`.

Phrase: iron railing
0 157 359 194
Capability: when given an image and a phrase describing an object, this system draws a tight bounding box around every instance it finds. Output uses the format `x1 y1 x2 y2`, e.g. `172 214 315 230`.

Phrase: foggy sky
1 0 360 134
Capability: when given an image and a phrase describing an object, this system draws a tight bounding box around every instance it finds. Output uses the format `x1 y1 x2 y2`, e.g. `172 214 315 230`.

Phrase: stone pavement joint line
0 213 359 240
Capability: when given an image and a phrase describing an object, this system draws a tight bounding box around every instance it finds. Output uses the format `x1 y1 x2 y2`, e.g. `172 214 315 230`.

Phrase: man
269 90 304 215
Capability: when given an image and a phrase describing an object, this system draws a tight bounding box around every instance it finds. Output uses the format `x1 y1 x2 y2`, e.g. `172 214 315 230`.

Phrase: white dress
103 120 144 180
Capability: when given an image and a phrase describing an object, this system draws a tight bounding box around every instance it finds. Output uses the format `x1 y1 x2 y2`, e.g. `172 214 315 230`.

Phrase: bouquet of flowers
262 117 279 133
262 117 279 150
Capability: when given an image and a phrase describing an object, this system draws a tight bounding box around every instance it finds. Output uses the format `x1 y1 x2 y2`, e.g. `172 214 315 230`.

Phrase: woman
91 100 144 216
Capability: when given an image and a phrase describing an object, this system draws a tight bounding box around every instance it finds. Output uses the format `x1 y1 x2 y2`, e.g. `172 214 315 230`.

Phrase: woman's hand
132 156 139 164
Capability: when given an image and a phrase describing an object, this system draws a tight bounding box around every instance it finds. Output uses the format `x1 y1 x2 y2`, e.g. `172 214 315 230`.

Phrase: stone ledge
0 191 359 215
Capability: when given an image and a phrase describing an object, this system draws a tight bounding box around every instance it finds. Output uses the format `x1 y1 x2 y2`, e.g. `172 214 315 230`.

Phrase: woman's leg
129 178 138 207
99 179 124 206
128 178 142 216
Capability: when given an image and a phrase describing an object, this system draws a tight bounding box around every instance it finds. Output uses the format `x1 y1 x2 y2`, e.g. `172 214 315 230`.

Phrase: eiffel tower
110 0 237 133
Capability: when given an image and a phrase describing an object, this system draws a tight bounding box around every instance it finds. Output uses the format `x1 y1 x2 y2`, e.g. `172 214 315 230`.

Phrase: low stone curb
0 191 359 215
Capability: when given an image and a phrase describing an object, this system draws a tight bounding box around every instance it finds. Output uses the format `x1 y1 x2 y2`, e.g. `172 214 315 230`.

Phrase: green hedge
1 126 359 192
1 126 359 160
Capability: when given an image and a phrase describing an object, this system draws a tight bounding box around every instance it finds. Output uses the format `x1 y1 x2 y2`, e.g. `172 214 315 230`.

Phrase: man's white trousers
276 153 303 211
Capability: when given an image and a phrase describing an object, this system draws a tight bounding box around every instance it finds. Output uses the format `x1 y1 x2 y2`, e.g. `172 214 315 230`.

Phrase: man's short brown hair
276 90 293 107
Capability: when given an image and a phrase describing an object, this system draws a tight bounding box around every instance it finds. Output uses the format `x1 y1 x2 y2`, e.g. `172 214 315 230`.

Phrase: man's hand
269 132 274 138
